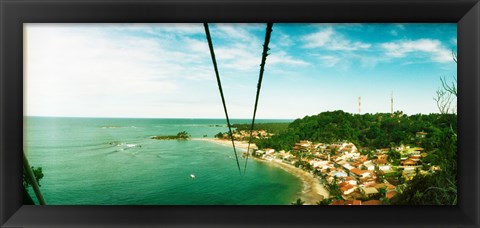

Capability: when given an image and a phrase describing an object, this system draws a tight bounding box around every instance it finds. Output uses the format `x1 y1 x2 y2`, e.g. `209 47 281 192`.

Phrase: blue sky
24 23 457 119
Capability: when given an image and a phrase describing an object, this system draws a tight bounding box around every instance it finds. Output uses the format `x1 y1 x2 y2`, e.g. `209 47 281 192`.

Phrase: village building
362 200 382 205
350 168 370 179
351 200 362 205
332 171 348 178
363 161 375 171
342 163 355 171
386 191 397 199
375 154 389 164
293 140 313 152
264 148 275 155
361 187 379 196
343 176 358 185
340 184 357 195
401 159 417 167
255 150 265 156
360 177 377 187
270 139 422 205
331 199 380 205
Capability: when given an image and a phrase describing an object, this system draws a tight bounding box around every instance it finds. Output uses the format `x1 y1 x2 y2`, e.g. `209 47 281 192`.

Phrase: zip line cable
243 23 273 174
204 23 242 173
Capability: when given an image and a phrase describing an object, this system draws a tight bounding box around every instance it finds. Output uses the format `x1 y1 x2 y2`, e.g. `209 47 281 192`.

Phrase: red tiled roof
401 160 416 165
376 159 388 164
340 184 355 193
350 168 368 176
331 200 345 205
352 200 362 205
386 191 397 199
351 162 363 167
362 200 381 205
386 184 396 191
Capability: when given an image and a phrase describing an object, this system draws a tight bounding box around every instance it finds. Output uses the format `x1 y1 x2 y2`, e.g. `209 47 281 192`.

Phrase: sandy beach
194 137 258 152
193 138 330 205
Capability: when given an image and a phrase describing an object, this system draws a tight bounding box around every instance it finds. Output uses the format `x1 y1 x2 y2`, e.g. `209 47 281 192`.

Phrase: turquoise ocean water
23 117 302 205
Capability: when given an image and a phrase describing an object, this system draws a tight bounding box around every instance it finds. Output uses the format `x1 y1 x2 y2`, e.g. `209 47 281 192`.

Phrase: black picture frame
1 0 479 227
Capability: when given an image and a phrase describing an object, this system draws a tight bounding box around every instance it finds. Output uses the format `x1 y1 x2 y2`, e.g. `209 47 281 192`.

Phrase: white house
379 165 392 171
343 163 355 171
363 161 375 171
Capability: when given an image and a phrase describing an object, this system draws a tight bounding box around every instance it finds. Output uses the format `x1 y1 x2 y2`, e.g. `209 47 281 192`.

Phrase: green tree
176 131 191 139
378 187 387 197
291 198 305 205
214 132 224 139
390 171 456 205
317 198 332 205
392 54 458 205
23 166 44 189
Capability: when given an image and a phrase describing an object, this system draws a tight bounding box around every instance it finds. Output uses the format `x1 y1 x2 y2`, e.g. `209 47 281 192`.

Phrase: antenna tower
358 96 361 114
390 91 394 115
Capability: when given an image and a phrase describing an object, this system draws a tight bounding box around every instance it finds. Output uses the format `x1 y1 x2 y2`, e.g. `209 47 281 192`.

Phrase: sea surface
23 116 302 205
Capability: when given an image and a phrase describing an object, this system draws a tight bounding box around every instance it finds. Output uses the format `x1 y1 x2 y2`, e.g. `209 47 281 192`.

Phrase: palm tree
176 131 190 139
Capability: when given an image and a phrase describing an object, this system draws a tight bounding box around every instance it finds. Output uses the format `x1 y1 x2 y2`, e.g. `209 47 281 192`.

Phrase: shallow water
24 117 302 205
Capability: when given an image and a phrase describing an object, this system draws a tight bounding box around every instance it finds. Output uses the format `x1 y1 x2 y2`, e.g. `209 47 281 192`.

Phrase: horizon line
23 115 296 120
23 110 450 120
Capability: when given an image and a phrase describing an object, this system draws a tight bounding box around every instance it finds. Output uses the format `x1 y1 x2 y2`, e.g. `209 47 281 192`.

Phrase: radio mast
390 91 394 115
358 96 362 114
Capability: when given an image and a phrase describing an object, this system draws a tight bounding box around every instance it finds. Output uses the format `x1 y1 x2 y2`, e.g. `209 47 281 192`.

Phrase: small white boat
190 174 196 179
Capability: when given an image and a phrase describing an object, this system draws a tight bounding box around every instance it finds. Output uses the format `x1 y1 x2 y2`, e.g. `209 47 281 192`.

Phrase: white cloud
451 38 457 45
302 27 371 51
269 51 309 66
213 23 263 44
24 24 221 117
315 55 340 67
25 23 454 118
302 27 334 48
155 23 204 35
274 33 293 47
214 44 261 72
24 23 306 118
209 25 306 72
381 39 452 62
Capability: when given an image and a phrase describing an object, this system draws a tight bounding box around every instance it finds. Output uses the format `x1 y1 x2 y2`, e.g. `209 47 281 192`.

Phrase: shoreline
193 138 330 205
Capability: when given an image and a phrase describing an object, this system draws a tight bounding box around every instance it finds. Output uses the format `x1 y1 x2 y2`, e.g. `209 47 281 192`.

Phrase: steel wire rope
243 23 273 174
204 23 241 173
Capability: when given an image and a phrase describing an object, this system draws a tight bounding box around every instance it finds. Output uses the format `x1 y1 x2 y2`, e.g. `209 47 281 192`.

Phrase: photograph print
23 23 457 205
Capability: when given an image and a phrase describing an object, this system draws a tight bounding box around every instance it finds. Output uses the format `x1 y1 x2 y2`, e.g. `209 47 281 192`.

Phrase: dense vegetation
151 131 191 140
256 110 456 152
390 170 457 205
231 123 290 134
257 110 457 205
23 166 44 189
214 123 291 142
